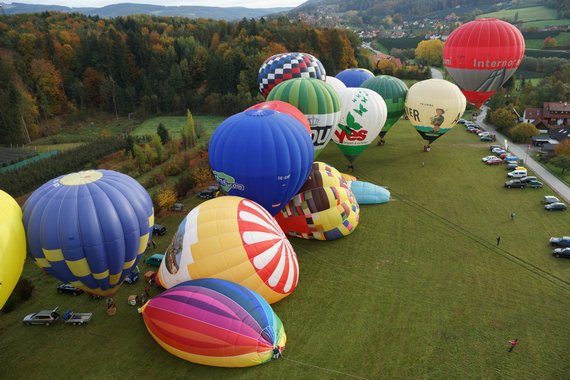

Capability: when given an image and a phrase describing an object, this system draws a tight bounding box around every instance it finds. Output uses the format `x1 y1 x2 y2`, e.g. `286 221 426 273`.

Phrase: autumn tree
490 108 517 133
157 123 170 144
509 122 539 143
415 39 444 66
153 187 177 212
543 36 558 48
551 154 570 174
554 139 570 156
29 58 69 117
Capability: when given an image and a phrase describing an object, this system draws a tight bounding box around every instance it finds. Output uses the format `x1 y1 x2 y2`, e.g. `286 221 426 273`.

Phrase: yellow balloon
404 79 466 146
0 190 26 309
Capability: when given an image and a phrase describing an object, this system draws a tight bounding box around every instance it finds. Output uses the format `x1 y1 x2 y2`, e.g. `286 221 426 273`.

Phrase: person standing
508 338 519 352
496 236 501 246
511 212 516 221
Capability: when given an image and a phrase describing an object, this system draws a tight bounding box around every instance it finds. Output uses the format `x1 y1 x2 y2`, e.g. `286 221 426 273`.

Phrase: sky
7 0 306 8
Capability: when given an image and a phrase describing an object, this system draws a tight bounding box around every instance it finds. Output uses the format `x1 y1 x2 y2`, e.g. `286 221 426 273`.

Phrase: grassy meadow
1 119 570 379
478 6 558 22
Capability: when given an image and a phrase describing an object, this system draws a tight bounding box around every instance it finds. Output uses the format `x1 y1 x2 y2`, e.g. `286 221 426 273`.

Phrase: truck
63 310 93 325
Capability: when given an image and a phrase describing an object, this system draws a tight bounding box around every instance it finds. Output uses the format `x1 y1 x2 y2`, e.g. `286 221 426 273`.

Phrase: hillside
0 2 292 20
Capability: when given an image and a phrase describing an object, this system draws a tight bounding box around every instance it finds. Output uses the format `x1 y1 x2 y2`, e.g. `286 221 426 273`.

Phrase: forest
0 12 364 145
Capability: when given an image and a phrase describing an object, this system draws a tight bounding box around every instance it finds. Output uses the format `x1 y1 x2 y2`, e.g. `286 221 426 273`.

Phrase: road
476 106 570 203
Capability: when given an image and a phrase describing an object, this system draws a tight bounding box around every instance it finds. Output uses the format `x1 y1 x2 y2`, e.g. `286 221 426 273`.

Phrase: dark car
22 308 60 326
490 144 502 151
553 247 570 258
550 236 570 247
480 135 495 142
520 176 537 183
545 202 567 211
197 185 220 200
527 180 543 188
152 224 166 236
170 203 185 212
504 180 526 189
124 270 139 284
57 283 84 296
506 162 518 170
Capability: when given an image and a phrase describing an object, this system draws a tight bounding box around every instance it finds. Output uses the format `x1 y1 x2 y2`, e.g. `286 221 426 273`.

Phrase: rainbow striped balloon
142 278 286 367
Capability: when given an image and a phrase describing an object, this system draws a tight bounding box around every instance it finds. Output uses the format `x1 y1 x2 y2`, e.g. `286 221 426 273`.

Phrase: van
507 169 528 178
146 254 164 267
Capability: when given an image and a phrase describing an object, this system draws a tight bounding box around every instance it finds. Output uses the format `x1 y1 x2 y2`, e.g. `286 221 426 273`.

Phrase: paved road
476 106 570 203
430 67 443 79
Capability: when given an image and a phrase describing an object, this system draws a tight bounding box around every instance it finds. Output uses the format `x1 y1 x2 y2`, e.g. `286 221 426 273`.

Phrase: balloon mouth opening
244 109 277 117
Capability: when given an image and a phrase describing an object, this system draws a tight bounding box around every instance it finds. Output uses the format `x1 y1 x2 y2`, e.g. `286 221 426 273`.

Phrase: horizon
2 0 305 8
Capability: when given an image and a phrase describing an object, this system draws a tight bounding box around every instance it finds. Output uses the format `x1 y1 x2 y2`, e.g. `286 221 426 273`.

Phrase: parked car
492 147 504 154
57 283 84 296
552 247 570 258
543 195 560 204
478 131 490 137
486 157 503 165
504 180 526 189
520 176 537 183
458 118 468 124
481 155 497 162
22 308 60 326
197 185 221 200
146 253 165 267
506 162 518 170
507 169 528 178
527 180 543 188
504 156 519 162
170 202 185 212
152 224 166 236
124 270 139 284
480 135 495 142
489 145 502 151
550 236 570 247
545 202 567 211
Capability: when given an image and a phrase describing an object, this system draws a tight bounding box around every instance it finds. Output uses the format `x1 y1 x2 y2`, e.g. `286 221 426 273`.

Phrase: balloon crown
244 109 277 118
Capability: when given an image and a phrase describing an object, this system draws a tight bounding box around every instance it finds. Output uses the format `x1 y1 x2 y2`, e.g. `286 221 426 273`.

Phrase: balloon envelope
23 170 154 296
157 196 299 304
258 52 326 97
325 76 347 97
443 18 525 108
267 78 341 158
247 100 311 134
336 68 374 88
209 109 314 216
404 79 466 145
360 75 408 140
349 181 391 204
142 278 286 367
276 162 360 240
0 190 26 309
333 87 387 163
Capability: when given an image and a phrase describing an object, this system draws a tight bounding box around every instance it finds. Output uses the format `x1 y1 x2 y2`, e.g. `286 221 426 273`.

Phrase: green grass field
521 19 570 28
478 6 558 22
2 121 570 379
526 32 570 49
133 115 225 141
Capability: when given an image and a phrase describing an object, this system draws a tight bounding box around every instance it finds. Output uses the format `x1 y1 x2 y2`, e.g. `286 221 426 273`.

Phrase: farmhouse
523 102 570 132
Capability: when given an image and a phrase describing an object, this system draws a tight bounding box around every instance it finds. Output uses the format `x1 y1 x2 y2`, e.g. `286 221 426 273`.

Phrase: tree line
0 12 363 145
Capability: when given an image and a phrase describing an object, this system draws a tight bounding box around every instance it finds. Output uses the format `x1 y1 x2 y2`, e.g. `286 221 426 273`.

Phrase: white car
481 155 496 162
492 147 505 154
478 131 490 137
507 169 528 178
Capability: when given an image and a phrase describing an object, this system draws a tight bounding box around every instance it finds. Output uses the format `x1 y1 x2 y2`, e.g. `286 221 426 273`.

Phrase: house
550 126 570 142
523 107 543 123
543 102 570 126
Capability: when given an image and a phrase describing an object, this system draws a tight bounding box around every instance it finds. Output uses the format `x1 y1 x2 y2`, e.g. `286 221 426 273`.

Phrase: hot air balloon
247 100 311 134
405 79 466 151
325 75 347 97
23 170 154 297
336 68 374 88
443 18 525 108
209 109 313 216
267 78 341 158
348 181 391 204
360 75 408 145
157 196 298 304
0 190 26 309
258 52 326 97
333 87 387 166
276 162 360 240
142 278 286 368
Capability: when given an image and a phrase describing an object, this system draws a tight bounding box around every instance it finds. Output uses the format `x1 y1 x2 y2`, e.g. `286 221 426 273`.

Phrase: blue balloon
209 109 314 215
336 68 374 88
349 181 391 204
23 170 154 296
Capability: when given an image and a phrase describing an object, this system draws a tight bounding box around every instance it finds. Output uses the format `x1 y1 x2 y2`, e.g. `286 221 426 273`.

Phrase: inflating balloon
276 162 360 240
443 18 525 108
258 52 326 97
267 78 341 158
360 75 408 145
336 68 374 88
157 196 298 304
404 79 466 151
349 181 391 204
209 109 314 216
23 170 154 296
0 190 26 309
142 278 286 368
333 87 387 165
247 100 311 134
